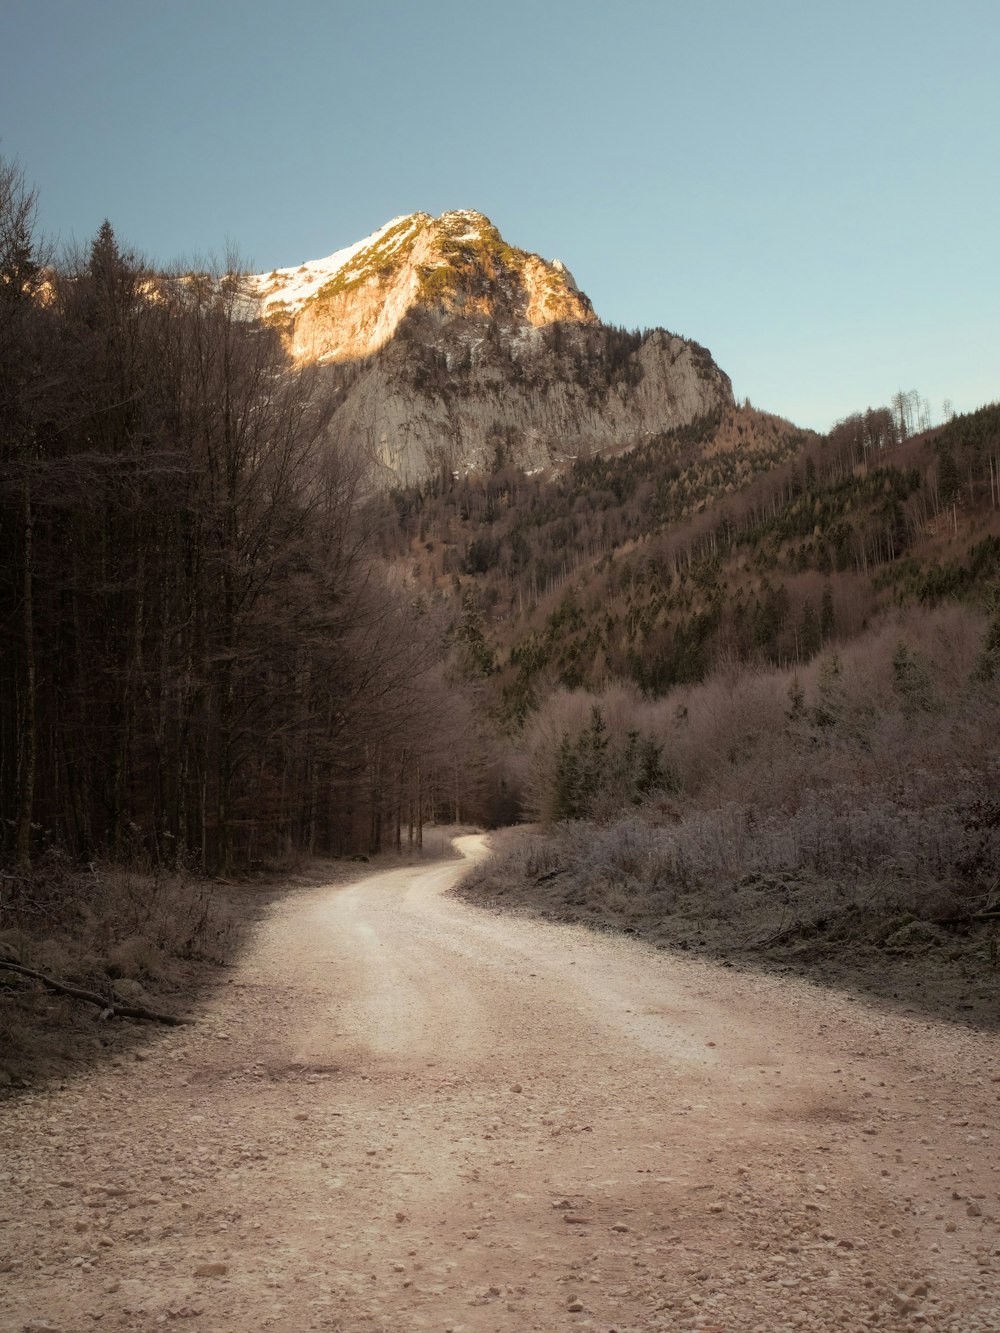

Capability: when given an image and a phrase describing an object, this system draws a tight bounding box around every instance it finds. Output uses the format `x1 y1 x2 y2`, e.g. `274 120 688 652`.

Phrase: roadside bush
520 603 998 835
0 859 239 1084
474 603 1000 965
0 859 236 985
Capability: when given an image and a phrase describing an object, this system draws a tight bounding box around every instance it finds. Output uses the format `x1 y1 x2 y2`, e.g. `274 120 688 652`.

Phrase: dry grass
0 856 239 1086
458 817 1000 1025
463 603 1000 1024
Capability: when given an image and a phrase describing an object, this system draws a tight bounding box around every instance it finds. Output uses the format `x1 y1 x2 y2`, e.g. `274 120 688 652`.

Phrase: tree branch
0 959 192 1026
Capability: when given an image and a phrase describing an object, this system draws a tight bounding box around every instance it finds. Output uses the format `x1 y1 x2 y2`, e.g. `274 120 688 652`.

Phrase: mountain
249 210 734 486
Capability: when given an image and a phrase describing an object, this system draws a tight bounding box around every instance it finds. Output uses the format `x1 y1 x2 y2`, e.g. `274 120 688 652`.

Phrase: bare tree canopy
0 160 489 873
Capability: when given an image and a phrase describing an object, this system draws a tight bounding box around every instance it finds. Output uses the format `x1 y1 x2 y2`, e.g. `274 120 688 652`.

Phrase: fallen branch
753 918 806 948
932 910 1000 927
0 959 191 1026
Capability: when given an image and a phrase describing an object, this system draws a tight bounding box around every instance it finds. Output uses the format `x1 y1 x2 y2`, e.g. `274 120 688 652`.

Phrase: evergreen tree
938 446 960 506
891 641 935 718
620 727 640 803
635 734 669 798
455 591 495 678
820 583 835 642
799 599 821 658
553 734 581 821
812 655 843 729
577 704 609 814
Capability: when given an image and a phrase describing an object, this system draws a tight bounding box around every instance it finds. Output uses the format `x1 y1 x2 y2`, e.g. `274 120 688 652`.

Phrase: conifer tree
577 705 609 814
553 734 581 821
800 599 820 659
820 583 835 643
938 447 960 506
636 734 668 798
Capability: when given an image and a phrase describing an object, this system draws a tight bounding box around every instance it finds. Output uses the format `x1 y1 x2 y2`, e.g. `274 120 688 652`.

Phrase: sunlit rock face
249 210 734 486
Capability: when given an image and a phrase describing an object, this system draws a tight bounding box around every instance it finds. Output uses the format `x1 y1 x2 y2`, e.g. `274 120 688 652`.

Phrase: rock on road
2 835 999 1332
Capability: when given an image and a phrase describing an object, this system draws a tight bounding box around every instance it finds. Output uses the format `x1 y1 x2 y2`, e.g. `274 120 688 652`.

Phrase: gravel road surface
2 835 999 1331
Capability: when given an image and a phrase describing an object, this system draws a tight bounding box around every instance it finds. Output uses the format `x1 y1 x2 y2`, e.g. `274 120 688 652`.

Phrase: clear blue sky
3 0 998 430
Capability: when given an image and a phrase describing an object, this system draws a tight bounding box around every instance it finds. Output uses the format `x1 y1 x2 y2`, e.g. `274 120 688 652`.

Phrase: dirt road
2 835 999 1332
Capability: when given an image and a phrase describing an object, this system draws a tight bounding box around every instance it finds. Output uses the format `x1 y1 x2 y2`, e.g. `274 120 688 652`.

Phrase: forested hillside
372 399 1000 724
430 396 1000 1017
360 366 1000 1016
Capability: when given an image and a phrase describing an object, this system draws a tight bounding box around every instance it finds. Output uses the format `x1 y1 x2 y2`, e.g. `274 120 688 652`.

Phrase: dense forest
0 160 486 876
370 398 1000 725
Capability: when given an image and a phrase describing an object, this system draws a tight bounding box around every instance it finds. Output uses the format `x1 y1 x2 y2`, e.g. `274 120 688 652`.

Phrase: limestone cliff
249 210 733 486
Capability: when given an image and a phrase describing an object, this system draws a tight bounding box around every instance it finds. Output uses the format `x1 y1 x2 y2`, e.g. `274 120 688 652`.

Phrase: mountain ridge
247 209 734 486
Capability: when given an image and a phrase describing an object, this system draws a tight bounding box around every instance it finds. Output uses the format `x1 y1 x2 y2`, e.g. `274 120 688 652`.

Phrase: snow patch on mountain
247 213 421 314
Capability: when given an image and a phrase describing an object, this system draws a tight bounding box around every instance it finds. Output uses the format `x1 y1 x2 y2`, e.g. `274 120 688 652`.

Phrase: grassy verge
460 602 1000 1026
456 819 1000 1029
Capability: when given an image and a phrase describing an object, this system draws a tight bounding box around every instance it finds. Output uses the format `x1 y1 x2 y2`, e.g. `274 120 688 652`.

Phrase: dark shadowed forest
0 160 486 885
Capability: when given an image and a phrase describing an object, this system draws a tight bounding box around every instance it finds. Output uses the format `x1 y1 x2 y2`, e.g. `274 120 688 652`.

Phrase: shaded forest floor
0 830 463 1092
456 826 1000 1034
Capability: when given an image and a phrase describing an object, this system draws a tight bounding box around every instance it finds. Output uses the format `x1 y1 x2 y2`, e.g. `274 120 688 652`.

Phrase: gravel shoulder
2 834 999 1332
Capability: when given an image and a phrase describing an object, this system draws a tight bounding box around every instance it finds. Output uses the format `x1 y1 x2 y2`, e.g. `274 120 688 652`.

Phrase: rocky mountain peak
249 209 594 365
246 211 734 487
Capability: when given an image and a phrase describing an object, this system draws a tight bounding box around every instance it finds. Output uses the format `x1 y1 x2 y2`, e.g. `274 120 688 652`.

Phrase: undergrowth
0 858 238 1084
460 602 1000 1022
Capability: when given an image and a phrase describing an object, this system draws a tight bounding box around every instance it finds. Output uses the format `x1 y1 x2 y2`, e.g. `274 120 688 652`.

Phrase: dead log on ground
0 959 191 1026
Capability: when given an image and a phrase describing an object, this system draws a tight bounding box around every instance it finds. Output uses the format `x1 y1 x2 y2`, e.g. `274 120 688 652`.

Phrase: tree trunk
15 473 36 870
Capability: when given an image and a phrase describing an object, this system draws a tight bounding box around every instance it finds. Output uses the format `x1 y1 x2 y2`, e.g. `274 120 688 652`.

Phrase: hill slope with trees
374 392 1000 1021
